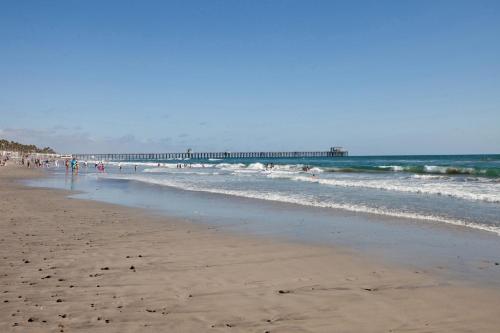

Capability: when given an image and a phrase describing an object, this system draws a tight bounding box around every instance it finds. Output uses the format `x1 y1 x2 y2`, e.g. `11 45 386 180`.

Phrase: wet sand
1 166 500 332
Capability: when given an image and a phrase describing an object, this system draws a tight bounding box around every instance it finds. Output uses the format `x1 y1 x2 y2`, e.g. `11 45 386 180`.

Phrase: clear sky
1 0 499 155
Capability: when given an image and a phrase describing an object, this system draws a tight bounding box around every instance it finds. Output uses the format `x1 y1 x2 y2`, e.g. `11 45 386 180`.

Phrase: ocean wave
270 174 500 203
83 159 500 178
143 163 211 171
100 174 500 236
377 165 500 177
319 164 500 177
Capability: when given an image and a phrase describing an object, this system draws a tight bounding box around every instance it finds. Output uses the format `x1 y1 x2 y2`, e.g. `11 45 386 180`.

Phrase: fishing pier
73 147 348 161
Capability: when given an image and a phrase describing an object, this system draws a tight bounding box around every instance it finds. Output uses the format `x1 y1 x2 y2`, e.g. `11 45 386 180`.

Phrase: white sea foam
142 168 218 175
212 162 311 174
215 163 246 170
100 174 500 236
411 174 448 180
309 167 324 173
283 175 500 203
247 162 266 170
423 165 475 174
379 165 405 172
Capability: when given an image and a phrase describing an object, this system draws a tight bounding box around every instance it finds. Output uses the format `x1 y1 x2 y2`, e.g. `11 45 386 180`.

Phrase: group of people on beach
0 151 66 169
21 156 53 168
0 154 10 166
66 158 77 171
61 159 110 173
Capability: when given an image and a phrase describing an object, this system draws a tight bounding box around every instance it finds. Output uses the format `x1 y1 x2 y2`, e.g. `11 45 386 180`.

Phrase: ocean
87 154 500 235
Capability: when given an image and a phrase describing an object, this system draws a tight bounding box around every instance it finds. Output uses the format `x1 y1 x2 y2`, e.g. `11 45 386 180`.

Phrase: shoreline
2 166 500 332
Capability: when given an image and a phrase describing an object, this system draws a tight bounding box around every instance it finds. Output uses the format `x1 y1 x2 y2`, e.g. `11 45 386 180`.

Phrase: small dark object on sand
56 299 63 303
101 267 109 270
130 265 135 270
278 290 290 294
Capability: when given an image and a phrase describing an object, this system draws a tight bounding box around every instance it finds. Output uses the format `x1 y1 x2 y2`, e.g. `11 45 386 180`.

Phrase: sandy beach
1 166 500 332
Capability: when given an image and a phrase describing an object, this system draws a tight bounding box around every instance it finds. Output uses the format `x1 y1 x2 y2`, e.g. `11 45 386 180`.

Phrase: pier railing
72 149 348 161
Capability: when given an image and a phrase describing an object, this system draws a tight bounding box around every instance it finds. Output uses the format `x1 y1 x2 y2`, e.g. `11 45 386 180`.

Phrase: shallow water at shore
28 165 500 286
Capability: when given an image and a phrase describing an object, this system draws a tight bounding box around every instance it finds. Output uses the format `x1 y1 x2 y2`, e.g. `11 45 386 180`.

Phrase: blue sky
1 0 499 154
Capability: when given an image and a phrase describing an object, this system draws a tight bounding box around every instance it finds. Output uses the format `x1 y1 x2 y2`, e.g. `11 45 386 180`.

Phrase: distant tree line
0 139 56 154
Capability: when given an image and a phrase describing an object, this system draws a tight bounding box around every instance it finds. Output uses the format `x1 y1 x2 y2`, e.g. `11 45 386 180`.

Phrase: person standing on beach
70 157 77 172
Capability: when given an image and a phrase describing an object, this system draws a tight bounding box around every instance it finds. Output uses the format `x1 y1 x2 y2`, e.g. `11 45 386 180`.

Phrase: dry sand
1 165 500 332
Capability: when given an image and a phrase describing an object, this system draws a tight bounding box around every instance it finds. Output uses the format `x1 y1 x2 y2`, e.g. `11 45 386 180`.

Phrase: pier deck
73 148 348 161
